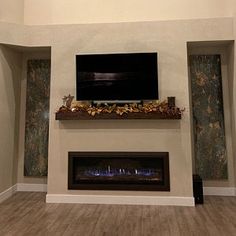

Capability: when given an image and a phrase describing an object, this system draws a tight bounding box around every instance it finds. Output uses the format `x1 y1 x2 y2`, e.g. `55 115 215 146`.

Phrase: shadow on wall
0 44 22 185
58 119 181 130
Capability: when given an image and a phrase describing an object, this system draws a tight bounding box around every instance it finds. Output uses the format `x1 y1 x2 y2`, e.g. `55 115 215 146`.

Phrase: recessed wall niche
187 41 235 181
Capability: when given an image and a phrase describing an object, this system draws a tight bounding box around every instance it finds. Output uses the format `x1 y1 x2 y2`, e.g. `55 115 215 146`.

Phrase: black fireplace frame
68 152 170 191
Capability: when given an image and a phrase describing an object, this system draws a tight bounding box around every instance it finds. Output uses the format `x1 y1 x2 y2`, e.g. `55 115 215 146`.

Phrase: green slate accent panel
24 60 51 176
189 55 228 180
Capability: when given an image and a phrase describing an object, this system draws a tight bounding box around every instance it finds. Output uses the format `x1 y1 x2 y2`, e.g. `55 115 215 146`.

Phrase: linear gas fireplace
68 152 170 191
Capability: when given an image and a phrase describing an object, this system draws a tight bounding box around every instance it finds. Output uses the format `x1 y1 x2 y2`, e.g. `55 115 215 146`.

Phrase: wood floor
0 192 236 236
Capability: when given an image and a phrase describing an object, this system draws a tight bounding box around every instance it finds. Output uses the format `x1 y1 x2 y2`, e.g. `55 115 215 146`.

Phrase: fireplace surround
68 152 170 191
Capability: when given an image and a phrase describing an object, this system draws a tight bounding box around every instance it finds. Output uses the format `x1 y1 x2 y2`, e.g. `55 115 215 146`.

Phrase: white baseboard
17 183 47 192
0 185 17 203
203 187 236 196
3 184 235 205
46 194 195 206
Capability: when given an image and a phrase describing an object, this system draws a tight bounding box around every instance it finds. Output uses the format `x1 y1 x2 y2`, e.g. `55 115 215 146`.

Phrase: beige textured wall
0 45 22 192
0 22 25 45
0 0 235 26
24 0 236 25
0 17 235 196
0 0 24 24
45 18 234 197
233 19 236 186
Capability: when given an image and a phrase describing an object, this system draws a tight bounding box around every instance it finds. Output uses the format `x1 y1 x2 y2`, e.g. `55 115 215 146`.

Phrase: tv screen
76 52 158 102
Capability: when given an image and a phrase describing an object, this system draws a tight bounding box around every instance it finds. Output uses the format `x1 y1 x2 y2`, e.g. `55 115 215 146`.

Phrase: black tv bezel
75 52 159 102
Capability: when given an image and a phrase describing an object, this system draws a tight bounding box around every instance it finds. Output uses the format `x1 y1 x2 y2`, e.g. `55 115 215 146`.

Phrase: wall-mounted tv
76 52 158 102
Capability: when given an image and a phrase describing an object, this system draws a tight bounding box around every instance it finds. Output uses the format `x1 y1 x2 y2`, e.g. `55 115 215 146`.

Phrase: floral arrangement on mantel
56 94 184 117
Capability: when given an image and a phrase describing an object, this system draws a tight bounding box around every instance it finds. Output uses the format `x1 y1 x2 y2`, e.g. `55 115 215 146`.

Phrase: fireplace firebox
68 152 170 191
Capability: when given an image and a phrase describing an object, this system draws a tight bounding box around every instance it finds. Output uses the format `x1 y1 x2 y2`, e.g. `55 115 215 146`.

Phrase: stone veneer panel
190 55 228 180
24 59 50 176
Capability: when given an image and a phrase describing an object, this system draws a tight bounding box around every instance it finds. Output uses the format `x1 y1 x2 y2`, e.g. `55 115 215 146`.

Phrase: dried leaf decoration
56 98 184 118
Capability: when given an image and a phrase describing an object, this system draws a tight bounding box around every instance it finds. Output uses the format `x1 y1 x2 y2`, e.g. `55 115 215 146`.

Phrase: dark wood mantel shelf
55 111 181 120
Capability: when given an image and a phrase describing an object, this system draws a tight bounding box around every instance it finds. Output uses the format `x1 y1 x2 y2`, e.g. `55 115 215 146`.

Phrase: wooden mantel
55 111 181 120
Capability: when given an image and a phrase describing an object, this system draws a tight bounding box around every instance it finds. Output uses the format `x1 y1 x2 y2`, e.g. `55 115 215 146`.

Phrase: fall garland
56 97 184 117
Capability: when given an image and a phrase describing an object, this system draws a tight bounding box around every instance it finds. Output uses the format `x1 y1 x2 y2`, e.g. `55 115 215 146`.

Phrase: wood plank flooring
0 192 236 236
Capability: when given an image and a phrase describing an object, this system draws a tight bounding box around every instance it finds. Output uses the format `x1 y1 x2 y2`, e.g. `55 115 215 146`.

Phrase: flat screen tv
76 52 158 102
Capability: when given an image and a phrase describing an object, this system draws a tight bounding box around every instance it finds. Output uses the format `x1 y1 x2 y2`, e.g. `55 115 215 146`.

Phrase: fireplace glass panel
68 152 170 191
